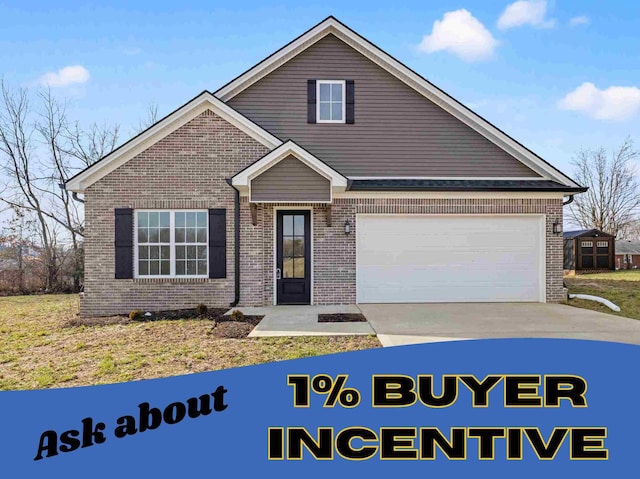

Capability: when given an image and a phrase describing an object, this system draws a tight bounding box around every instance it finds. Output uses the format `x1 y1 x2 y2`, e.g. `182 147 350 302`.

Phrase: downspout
59 182 85 203
563 195 574 206
226 179 241 307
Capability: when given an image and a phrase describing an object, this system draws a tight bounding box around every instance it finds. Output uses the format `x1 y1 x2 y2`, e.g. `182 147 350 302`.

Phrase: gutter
226 179 241 307
59 182 85 203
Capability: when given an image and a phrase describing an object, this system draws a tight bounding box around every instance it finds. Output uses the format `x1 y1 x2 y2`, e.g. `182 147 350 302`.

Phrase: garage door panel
358 283 540 303
356 215 543 303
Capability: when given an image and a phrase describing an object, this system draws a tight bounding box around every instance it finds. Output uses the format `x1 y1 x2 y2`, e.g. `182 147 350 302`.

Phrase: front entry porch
237 304 375 337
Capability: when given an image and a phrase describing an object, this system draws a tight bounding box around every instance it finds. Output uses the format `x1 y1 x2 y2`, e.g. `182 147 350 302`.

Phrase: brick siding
235 198 564 308
82 110 565 316
615 254 640 270
81 110 268 316
308 198 563 304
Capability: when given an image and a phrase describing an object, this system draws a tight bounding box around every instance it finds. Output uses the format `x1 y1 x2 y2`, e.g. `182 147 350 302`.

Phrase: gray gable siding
251 155 331 202
228 34 540 178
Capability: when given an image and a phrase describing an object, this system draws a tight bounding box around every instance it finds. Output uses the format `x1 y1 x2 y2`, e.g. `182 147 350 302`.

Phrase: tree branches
0 80 119 290
568 137 640 237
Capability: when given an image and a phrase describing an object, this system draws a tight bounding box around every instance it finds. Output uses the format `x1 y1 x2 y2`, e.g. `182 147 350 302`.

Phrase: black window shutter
307 80 316 123
114 208 133 279
208 209 227 279
346 80 355 124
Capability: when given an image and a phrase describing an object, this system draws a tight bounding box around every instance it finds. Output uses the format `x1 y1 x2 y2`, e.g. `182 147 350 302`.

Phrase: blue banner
0 339 636 477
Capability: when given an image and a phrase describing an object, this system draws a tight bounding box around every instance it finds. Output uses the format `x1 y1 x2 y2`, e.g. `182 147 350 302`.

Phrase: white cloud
558 82 640 121
569 15 590 26
418 9 498 62
39 65 90 88
497 0 555 30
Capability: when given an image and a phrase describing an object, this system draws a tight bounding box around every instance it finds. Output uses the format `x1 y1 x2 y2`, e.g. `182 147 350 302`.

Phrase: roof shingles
349 179 586 192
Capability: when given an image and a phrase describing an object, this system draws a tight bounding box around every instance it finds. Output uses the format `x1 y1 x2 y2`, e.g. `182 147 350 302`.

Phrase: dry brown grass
564 271 640 320
0 294 380 390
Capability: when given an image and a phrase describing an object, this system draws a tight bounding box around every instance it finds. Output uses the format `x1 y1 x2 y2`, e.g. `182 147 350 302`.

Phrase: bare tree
65 120 119 168
0 79 159 292
0 81 58 289
568 138 640 237
132 102 159 134
37 88 86 289
0 80 119 291
0 206 31 292
619 219 640 240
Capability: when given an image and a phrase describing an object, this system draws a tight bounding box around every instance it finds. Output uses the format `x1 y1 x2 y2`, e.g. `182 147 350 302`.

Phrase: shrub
129 310 144 321
196 303 208 315
229 309 245 321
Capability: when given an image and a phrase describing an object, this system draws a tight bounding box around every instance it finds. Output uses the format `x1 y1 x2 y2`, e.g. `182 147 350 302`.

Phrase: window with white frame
317 80 345 122
135 211 208 277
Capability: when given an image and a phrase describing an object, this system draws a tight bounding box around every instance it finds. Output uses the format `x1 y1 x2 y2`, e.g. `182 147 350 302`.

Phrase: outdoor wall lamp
553 220 562 235
344 220 351 235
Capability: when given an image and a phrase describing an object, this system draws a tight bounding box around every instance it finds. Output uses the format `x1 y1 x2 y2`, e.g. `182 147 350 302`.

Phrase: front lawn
564 270 640 320
0 295 380 390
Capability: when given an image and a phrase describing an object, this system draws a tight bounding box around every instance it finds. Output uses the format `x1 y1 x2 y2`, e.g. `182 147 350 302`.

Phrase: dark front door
276 210 311 304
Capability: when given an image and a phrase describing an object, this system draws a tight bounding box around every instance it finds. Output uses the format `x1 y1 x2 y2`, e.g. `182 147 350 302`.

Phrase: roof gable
228 33 542 179
231 140 347 197
250 154 332 203
216 16 580 188
65 91 281 193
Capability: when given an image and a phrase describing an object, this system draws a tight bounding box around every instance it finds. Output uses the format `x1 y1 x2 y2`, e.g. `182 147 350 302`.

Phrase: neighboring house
563 229 615 274
615 240 640 270
65 17 586 317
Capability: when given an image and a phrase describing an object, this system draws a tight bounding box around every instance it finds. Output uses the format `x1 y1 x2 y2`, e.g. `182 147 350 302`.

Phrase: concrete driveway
358 303 640 347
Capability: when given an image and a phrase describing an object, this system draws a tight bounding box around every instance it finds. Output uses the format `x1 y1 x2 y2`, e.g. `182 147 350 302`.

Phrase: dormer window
317 80 345 123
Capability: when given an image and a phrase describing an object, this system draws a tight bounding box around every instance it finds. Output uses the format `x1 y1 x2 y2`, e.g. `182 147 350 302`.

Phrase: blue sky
1 0 639 174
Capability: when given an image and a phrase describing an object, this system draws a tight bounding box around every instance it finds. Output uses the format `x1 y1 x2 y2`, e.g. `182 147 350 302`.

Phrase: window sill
132 277 215 284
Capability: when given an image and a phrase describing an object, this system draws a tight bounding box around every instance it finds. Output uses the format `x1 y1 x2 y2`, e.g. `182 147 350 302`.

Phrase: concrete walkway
359 303 640 346
239 305 376 337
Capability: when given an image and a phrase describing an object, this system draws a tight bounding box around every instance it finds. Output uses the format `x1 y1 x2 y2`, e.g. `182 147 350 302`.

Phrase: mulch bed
318 313 367 323
63 308 264 339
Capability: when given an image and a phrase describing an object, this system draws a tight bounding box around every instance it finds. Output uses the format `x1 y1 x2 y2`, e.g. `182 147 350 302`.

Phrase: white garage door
356 215 544 303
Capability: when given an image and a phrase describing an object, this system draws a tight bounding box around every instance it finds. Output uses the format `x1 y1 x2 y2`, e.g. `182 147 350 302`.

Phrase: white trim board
215 17 579 188
65 92 282 193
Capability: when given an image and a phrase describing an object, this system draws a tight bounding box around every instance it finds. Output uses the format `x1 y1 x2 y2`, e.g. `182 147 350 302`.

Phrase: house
65 17 586 317
615 240 640 270
563 229 615 273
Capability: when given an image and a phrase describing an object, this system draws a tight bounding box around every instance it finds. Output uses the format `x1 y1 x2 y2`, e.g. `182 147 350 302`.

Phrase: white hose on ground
568 294 621 312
